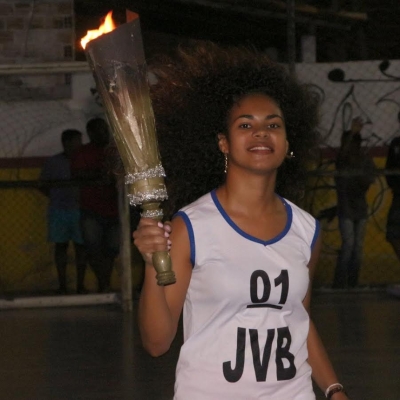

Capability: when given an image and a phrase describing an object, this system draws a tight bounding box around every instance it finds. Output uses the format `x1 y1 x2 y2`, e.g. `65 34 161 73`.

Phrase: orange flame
80 11 117 49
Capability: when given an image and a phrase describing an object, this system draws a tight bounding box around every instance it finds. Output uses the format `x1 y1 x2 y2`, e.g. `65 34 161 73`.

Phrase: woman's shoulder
178 191 214 212
173 191 215 222
283 197 318 227
283 198 320 248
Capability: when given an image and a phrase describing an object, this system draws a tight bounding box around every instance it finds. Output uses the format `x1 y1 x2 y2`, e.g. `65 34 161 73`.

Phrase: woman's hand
133 218 172 265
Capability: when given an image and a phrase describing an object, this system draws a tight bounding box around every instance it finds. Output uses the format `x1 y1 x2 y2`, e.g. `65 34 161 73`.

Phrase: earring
224 153 228 173
286 151 295 159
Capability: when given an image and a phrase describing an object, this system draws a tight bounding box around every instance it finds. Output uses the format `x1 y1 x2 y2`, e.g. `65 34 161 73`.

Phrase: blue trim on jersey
174 211 195 267
310 219 320 251
211 189 293 246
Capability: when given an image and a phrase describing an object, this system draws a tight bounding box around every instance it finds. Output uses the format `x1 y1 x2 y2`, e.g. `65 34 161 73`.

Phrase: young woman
133 43 349 400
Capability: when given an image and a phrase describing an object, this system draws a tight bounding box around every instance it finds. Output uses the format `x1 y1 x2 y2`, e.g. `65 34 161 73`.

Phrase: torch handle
152 250 176 286
141 202 176 286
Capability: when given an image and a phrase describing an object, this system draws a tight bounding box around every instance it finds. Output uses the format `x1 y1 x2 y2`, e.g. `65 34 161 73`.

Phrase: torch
81 12 176 286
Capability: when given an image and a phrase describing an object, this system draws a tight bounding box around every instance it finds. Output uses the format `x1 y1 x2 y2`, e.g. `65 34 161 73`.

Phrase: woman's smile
247 144 274 153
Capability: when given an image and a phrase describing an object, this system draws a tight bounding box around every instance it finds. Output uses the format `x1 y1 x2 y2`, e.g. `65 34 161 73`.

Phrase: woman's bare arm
135 216 192 356
304 234 349 400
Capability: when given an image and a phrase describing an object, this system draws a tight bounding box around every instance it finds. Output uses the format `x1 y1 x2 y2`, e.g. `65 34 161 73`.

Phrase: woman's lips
248 145 273 152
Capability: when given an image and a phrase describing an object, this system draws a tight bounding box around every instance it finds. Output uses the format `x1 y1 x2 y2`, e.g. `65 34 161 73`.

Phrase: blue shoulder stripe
311 218 320 251
174 211 195 267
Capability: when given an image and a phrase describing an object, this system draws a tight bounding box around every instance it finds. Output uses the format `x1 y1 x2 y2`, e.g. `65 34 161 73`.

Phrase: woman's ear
218 133 228 154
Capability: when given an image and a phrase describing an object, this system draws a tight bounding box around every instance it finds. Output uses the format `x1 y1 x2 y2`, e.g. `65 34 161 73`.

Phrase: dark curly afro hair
148 41 320 218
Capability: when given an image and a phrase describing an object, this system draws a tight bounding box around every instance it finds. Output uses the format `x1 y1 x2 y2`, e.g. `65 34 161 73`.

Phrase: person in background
133 42 349 400
71 118 120 293
385 134 400 263
40 129 86 294
333 117 377 289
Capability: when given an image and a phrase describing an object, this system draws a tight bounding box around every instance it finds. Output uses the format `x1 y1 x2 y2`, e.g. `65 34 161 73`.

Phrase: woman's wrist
330 391 348 400
325 383 347 399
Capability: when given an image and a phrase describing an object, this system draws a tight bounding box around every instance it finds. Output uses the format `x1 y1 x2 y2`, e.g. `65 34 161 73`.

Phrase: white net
0 65 132 310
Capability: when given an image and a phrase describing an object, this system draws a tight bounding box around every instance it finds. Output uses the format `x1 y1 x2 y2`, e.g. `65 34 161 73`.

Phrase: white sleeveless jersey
173 190 320 400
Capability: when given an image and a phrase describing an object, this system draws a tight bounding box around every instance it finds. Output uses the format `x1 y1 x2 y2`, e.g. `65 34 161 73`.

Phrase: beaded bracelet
326 383 346 399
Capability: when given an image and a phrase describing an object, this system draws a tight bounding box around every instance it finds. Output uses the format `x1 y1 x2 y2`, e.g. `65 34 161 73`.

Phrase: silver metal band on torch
124 164 168 211
140 208 165 219
125 164 166 184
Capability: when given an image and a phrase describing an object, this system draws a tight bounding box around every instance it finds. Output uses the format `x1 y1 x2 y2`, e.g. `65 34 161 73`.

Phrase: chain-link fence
1 54 400 300
296 59 400 288
2 179 96 294
0 61 146 310
0 175 144 309
304 169 400 288
1 170 398 297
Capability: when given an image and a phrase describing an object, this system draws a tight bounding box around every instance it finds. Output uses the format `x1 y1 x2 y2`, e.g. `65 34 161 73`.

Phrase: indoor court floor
0 290 399 400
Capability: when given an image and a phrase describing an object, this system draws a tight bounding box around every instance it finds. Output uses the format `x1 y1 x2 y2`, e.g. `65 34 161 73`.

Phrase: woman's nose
253 128 269 138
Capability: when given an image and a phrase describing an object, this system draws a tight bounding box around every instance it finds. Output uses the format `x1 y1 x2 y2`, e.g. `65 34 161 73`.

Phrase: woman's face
219 93 289 175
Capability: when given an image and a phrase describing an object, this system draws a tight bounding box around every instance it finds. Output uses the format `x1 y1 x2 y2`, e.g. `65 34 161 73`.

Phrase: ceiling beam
171 0 365 30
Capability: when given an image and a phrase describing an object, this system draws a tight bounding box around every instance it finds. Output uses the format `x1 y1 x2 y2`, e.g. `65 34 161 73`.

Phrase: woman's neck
217 169 281 217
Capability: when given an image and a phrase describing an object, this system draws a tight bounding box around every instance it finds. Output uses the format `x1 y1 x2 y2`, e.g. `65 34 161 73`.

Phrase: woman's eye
268 123 280 129
238 123 251 129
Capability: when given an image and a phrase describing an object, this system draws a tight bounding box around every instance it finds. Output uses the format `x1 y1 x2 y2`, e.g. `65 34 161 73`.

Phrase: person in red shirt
71 118 120 293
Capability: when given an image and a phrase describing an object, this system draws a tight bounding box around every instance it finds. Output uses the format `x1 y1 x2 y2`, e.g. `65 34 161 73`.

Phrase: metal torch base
156 270 176 286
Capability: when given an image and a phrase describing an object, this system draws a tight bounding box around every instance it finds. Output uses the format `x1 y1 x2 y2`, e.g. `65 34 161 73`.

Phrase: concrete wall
0 0 74 101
